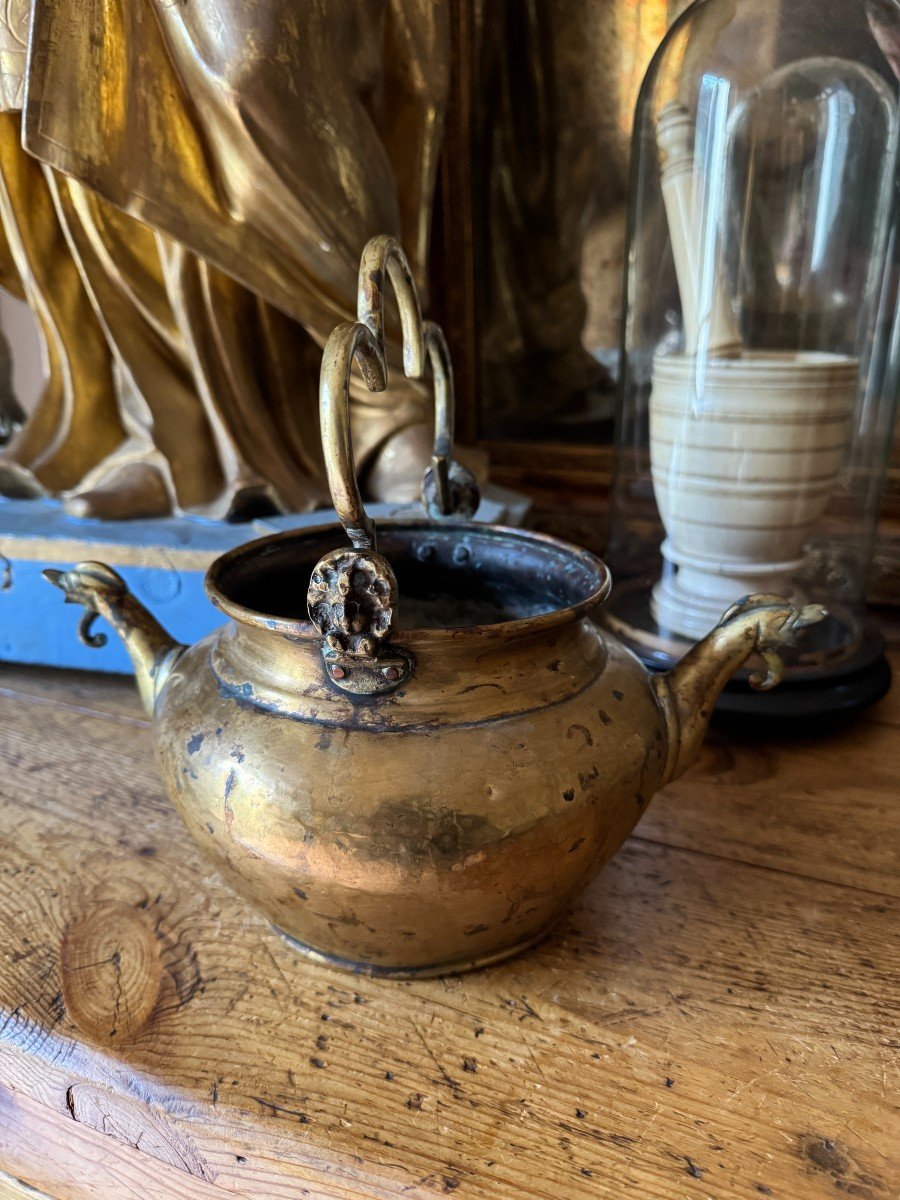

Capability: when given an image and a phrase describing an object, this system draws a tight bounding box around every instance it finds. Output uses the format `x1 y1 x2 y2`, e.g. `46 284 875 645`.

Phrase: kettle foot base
271 925 554 979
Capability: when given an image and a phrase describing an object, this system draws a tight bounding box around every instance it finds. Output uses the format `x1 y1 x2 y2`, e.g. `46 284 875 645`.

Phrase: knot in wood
60 902 162 1042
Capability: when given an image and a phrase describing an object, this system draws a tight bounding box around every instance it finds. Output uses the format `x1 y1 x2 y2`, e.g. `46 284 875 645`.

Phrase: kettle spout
43 562 184 715
655 594 826 784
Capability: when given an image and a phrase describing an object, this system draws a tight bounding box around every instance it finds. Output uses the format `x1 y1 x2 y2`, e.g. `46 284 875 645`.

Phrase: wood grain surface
0 659 897 1199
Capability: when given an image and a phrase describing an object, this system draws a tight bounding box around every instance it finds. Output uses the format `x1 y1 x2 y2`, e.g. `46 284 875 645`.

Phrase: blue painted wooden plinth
0 491 523 674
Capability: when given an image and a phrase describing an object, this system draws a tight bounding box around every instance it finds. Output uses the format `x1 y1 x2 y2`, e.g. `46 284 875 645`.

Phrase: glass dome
606 0 900 717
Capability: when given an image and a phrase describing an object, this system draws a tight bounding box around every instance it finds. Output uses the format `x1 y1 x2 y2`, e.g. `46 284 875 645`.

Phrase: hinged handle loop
309 236 480 696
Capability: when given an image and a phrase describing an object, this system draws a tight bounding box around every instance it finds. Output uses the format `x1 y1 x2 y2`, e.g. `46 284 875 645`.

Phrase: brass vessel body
46 525 823 979
158 524 655 976
44 237 825 978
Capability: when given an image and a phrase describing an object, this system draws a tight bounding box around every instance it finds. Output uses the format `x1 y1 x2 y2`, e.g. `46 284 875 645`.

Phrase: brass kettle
46 237 824 978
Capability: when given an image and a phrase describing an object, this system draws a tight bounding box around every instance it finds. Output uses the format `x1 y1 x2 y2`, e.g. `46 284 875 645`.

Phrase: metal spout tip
795 603 828 629
42 566 85 603
42 567 66 590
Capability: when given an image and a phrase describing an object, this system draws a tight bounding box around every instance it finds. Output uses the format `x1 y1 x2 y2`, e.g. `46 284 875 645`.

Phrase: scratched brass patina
46 238 826 978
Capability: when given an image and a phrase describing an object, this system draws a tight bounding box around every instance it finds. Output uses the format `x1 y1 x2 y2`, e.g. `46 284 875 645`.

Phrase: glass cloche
605 0 900 718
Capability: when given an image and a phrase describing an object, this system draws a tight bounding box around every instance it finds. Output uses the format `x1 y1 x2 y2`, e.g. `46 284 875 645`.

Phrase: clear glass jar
605 0 900 716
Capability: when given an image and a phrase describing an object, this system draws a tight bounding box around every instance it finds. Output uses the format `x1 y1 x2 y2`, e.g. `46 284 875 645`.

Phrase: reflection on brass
45 238 825 979
0 1 449 517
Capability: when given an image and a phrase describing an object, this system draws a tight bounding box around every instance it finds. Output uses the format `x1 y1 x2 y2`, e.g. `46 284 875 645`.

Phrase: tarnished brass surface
0 1 449 516
44 238 826 977
42 562 183 716
44 533 823 976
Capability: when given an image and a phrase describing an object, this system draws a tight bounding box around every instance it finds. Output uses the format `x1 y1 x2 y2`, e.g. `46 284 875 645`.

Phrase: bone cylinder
657 101 742 358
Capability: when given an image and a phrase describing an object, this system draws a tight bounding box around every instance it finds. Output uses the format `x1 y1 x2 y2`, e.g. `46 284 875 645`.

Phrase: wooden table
0 658 897 1200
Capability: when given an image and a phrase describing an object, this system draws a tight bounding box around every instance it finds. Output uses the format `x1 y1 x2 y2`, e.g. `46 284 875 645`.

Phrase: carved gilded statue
0 0 448 518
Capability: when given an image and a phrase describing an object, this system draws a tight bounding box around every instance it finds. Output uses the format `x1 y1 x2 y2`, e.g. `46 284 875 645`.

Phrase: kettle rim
206 519 612 645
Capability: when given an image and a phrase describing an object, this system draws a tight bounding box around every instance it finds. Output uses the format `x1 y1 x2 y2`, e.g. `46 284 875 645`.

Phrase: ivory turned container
650 350 857 640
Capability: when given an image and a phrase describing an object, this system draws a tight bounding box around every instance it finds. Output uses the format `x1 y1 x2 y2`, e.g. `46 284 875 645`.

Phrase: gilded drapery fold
0 0 448 516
